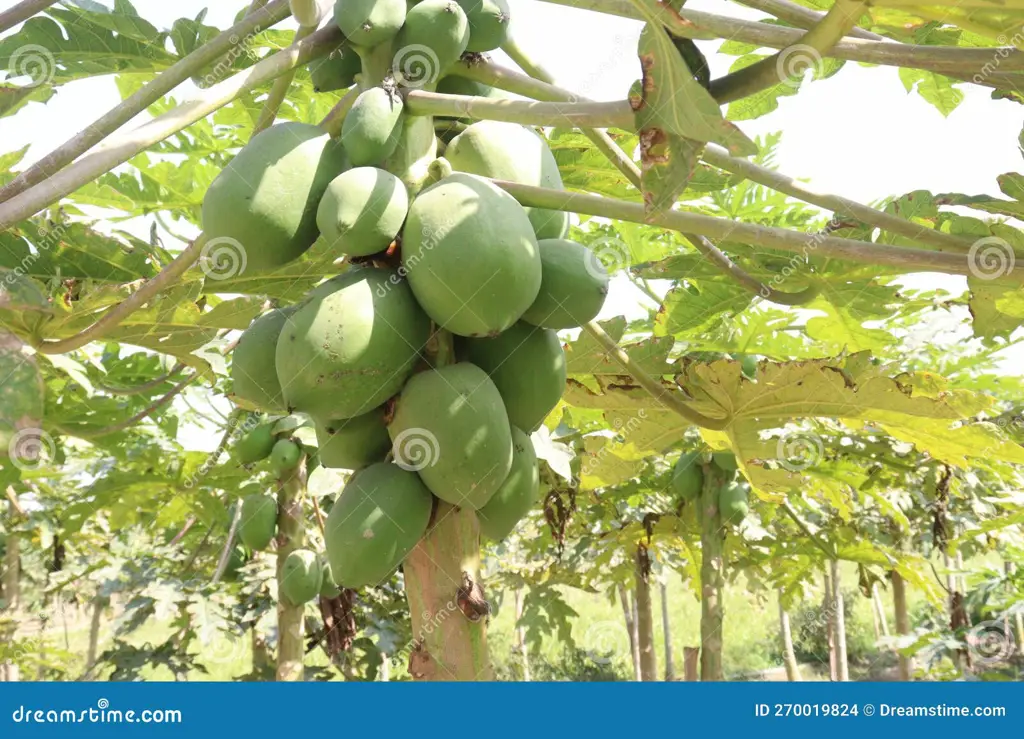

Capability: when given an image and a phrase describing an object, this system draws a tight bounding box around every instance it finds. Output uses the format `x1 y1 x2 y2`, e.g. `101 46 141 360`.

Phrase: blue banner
1 682 1018 737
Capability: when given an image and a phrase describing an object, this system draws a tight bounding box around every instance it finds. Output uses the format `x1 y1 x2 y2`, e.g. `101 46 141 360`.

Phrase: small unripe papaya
455 0 509 52
341 87 404 167
712 451 738 472
270 439 302 474
520 239 610 330
334 0 406 48
309 46 361 92
316 167 409 257
234 422 276 464
719 481 749 525
239 494 277 551
280 549 323 605
671 451 703 503
395 0 469 87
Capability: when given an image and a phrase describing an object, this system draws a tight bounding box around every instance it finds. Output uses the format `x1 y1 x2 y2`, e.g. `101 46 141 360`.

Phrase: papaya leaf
0 332 44 457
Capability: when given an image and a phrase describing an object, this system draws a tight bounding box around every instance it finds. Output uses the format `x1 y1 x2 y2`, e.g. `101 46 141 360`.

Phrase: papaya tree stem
708 0 870 103
276 459 308 681
699 463 725 681
452 60 970 253
734 0 883 40
0 0 57 34
582 321 732 430
401 90 634 129
491 181 1022 285
0 23 341 232
0 0 293 204
252 23 319 136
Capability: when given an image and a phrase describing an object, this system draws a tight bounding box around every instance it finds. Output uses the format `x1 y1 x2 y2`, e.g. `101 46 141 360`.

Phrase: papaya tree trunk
402 502 491 681
514 588 531 682
2 497 20 682
699 463 725 681
1008 562 1024 656
617 585 641 681
84 593 105 676
830 559 849 681
823 567 837 681
660 580 675 681
275 460 307 681
778 597 800 681
891 570 913 680
634 545 657 681
683 646 700 681
872 583 890 638
251 627 271 674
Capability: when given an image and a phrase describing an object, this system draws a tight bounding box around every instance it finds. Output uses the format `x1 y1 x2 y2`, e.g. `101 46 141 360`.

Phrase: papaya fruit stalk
275 456 308 681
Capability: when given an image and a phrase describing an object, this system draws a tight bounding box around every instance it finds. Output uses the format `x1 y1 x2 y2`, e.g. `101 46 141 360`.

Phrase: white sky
1 0 1021 450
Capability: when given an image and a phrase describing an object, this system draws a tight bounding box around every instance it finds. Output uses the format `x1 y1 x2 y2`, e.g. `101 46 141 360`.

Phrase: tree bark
1008 562 1024 657
402 503 491 681
778 598 800 681
891 570 913 680
617 585 641 681
660 581 675 681
699 464 725 681
275 461 307 681
84 593 105 676
823 567 837 681
2 498 20 682
830 560 849 681
513 588 531 682
872 583 890 637
683 647 700 681
251 628 271 674
634 547 657 681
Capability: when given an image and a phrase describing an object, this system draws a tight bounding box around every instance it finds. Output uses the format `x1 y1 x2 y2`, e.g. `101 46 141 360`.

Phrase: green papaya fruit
234 422 277 464
315 408 391 470
395 0 469 87
325 463 432 588
719 481 749 525
239 494 277 551
444 120 569 240
276 267 430 418
320 555 341 598
381 114 438 194
342 87 404 167
455 0 509 51
231 308 295 413
478 426 540 541
280 548 323 605
270 439 302 474
334 0 406 48
712 451 738 472
309 46 361 92
388 363 513 509
671 451 703 502
736 354 758 379
459 322 565 432
317 167 409 257
202 122 349 272
520 239 610 329
402 172 540 337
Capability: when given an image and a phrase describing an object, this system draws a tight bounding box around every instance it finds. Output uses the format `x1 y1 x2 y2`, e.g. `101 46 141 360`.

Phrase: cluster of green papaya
211 1 610 594
671 450 751 526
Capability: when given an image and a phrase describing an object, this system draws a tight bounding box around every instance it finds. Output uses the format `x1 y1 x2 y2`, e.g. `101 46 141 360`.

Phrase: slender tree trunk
275 461 307 681
403 503 491 681
84 593 105 675
514 588 531 682
660 581 675 681
251 628 271 674
618 585 641 681
1008 562 1024 657
2 498 20 682
778 598 800 681
830 560 849 681
892 570 913 680
683 647 700 681
634 547 657 681
823 567 837 681
699 464 725 681
872 583 890 637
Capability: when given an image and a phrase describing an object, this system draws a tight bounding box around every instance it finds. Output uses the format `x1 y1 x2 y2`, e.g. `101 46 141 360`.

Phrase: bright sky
1 0 1021 451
